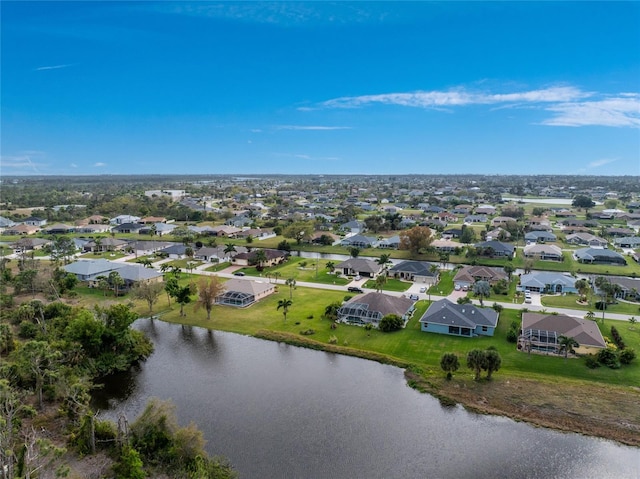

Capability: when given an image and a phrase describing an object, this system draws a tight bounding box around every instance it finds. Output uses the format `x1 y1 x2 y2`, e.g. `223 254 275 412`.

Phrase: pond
95 319 639 478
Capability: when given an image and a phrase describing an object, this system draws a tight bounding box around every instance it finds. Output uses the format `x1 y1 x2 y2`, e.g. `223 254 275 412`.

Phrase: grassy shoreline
123 282 640 447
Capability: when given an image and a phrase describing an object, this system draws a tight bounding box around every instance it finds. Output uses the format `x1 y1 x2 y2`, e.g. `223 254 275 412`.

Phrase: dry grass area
406 370 640 447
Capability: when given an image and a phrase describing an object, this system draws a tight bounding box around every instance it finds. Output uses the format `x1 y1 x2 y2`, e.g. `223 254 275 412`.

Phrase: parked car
454 284 461 291
354 275 361 281
419 286 427 293
233 271 246 276
347 286 363 293
408 294 419 300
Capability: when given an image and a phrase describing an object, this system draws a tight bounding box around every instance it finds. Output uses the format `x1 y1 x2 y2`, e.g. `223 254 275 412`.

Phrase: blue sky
1 1 639 176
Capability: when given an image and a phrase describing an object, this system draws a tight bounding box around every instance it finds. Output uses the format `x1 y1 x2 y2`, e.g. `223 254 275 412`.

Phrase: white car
454 284 461 291
419 286 427 293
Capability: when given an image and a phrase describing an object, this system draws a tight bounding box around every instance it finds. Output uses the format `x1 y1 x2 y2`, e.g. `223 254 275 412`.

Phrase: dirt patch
405 370 640 447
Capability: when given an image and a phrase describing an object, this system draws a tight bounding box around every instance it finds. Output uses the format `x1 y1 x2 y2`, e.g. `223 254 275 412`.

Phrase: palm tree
96 275 109 298
253 249 268 270
558 335 579 361
223 242 237 260
374 275 387 292
503 263 515 281
325 261 335 274
440 353 459 380
108 271 124 297
277 298 292 321
483 349 502 379
466 349 486 381
472 280 491 306
574 278 590 303
377 254 391 270
285 277 296 299
175 285 193 317
273 272 281 284
584 310 596 321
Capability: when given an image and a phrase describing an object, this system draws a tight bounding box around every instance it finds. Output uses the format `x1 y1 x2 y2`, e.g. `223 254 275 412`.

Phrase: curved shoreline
254 329 640 447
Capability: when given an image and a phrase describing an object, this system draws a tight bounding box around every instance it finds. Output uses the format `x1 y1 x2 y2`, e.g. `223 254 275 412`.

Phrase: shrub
457 297 471 305
619 348 636 365
307 314 314 319
506 329 518 343
585 355 600 369
300 329 315 336
379 314 404 332
328 335 338 344
492 303 503 313
610 326 626 350
597 348 620 369
18 321 38 339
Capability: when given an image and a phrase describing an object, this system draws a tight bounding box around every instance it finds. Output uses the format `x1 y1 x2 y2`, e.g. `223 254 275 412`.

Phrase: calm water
95 319 639 479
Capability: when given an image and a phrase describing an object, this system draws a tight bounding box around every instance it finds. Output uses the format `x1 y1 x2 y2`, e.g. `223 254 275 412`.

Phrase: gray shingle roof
419 299 498 328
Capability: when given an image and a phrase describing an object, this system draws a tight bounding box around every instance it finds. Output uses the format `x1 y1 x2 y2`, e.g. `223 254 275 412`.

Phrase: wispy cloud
273 153 340 162
587 158 617 169
94 162 106 167
541 95 640 127
0 152 45 173
35 64 74 71
276 125 352 131
309 85 639 128
70 163 78 168
313 86 587 110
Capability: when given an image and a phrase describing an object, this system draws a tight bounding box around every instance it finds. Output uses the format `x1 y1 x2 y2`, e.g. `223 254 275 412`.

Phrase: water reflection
96 319 639 479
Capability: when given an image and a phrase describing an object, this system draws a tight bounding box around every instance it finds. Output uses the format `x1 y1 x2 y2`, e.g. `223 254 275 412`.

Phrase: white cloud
587 158 617 169
0 152 44 173
70 163 78 168
94 162 106 167
310 85 639 128
541 95 640 127
276 125 352 130
315 86 587 110
35 64 73 71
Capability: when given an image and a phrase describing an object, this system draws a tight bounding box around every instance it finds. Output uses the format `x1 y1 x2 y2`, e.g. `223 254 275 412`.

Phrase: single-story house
474 240 515 258
574 248 626 265
485 228 511 242
82 237 129 253
526 217 552 231
3 224 40 235
491 216 517 227
340 220 365 234
340 234 378 249
431 239 460 253
138 223 177 236
566 233 608 248
377 235 401 249
419 299 498 337
614 236 640 249
519 272 578 294
0 216 16 229
335 258 383 278
454 265 508 289
337 292 415 328
63 259 163 290
475 205 497 215
211 225 242 237
215 278 275 307
232 248 288 267
75 224 112 234
12 237 51 252
464 214 488 224
598 276 640 300
523 244 563 261
525 231 557 243
45 223 76 235
388 260 439 285
110 215 141 225
158 244 190 259
111 222 145 234
23 216 47 227
139 216 167 224
606 227 635 238
519 312 606 355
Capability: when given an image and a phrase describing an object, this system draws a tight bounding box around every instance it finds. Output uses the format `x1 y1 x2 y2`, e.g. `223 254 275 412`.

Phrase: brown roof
521 313 606 349
454 265 507 284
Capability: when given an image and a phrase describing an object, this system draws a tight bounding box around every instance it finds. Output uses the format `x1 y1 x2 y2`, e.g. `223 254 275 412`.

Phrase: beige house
519 312 606 356
215 279 275 307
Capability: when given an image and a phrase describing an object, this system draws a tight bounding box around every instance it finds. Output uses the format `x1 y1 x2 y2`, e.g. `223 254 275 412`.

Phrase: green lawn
131 285 640 388
542 293 640 315
205 261 231 272
363 278 411 292
236 257 350 285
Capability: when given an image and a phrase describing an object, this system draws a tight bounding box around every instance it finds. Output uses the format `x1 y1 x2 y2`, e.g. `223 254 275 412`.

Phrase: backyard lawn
236 256 350 285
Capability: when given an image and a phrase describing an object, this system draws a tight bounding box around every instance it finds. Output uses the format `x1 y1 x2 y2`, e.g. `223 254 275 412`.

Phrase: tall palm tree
285 278 296 299
277 298 292 321
466 349 486 381
374 275 387 292
558 335 579 361
273 272 282 284
377 254 391 269
472 280 491 306
325 261 335 274
223 242 237 260
253 249 268 270
108 271 124 297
